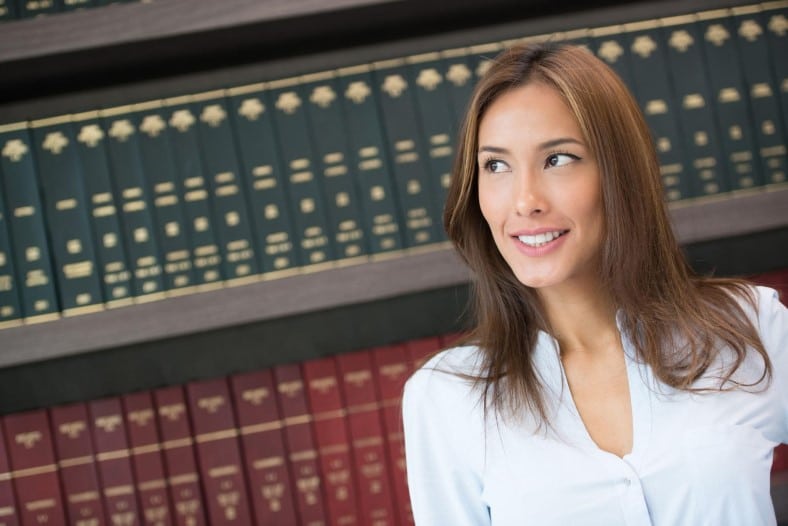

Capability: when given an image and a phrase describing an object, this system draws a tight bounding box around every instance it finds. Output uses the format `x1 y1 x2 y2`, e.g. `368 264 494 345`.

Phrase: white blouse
403 286 788 525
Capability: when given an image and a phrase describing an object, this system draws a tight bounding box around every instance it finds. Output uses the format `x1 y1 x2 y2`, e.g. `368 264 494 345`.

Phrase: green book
31 116 105 315
0 122 59 321
226 84 300 275
660 15 730 197
372 58 440 247
132 101 196 292
269 78 335 266
561 28 593 49
18 0 58 16
336 65 403 255
696 9 764 191
761 1 788 149
0 0 18 19
624 20 691 201
407 52 458 235
302 71 368 260
163 97 225 287
101 105 166 299
0 181 22 327
59 0 94 11
731 5 788 186
440 47 475 130
590 25 641 95
71 111 134 306
191 91 260 282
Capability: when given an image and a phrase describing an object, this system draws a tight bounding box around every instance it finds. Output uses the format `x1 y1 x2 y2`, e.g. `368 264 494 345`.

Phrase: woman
402 42 787 525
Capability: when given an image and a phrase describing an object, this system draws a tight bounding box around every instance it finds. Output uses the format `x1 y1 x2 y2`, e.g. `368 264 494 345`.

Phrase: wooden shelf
1 186 785 369
0 0 400 63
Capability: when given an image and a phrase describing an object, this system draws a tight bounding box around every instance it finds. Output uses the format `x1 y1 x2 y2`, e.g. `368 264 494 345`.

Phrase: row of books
1 1 787 328
0 263 787 526
0 0 139 21
0 333 457 526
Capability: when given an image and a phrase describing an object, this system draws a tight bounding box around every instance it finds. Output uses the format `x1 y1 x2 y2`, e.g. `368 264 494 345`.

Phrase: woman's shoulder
404 344 486 407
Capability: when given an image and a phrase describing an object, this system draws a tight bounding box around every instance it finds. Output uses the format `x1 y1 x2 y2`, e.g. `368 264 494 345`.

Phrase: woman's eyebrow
477 145 509 155
537 137 583 150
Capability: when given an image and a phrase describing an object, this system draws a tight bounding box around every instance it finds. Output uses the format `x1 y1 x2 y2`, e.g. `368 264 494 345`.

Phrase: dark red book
302 357 360 526
184 378 253 525
335 351 397 526
370 343 414 525
49 403 108 526
152 386 207 526
122 391 174 525
439 331 467 349
774 444 788 473
405 336 442 370
89 397 142 526
2 409 66 526
0 418 21 526
272 363 327 526
229 369 299 525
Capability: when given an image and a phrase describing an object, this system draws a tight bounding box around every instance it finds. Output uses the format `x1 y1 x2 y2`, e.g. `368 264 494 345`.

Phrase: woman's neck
537 281 620 357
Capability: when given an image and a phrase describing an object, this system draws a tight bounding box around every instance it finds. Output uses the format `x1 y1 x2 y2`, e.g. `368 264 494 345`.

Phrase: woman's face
477 81 605 294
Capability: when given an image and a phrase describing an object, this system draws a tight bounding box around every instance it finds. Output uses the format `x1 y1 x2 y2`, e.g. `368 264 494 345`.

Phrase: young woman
402 42 787 525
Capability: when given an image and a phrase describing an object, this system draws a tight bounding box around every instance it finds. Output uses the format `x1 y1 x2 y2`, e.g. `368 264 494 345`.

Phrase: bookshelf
1 0 787 523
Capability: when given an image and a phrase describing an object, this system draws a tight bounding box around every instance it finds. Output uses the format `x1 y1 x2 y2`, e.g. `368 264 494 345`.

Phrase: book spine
590 25 641 94
18 0 58 17
269 79 335 267
162 99 225 287
623 20 692 201
0 122 60 322
2 409 66 526
122 391 174 526
335 351 397 526
731 5 788 186
0 419 20 526
660 15 730 196
761 1 788 149
184 378 253 525
302 72 369 260
71 111 135 306
89 397 143 526
335 66 403 255
695 10 764 191
272 363 328 526
226 86 300 275
132 102 196 292
191 93 260 282
372 59 440 247
49 403 108 526
407 52 458 234
439 47 475 130
228 369 299 526
370 344 414 525
0 0 17 20
0 182 22 327
302 357 360 526
31 116 106 315
100 106 166 299
59 0 92 11
405 336 442 370
152 386 207 526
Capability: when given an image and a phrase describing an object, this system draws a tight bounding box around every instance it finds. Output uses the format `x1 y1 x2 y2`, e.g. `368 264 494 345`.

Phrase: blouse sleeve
757 286 788 442
402 354 491 526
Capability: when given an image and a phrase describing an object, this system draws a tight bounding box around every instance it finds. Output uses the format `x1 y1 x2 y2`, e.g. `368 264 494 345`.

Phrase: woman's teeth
517 230 566 247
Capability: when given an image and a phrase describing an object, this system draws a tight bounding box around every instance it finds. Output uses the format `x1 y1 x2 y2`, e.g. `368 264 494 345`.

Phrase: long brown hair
444 42 769 423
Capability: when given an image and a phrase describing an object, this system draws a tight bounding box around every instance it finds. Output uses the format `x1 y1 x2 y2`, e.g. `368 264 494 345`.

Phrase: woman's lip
509 227 570 237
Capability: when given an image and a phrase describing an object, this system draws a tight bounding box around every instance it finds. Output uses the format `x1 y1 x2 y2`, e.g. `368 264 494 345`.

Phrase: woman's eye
486 159 507 173
546 153 577 168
